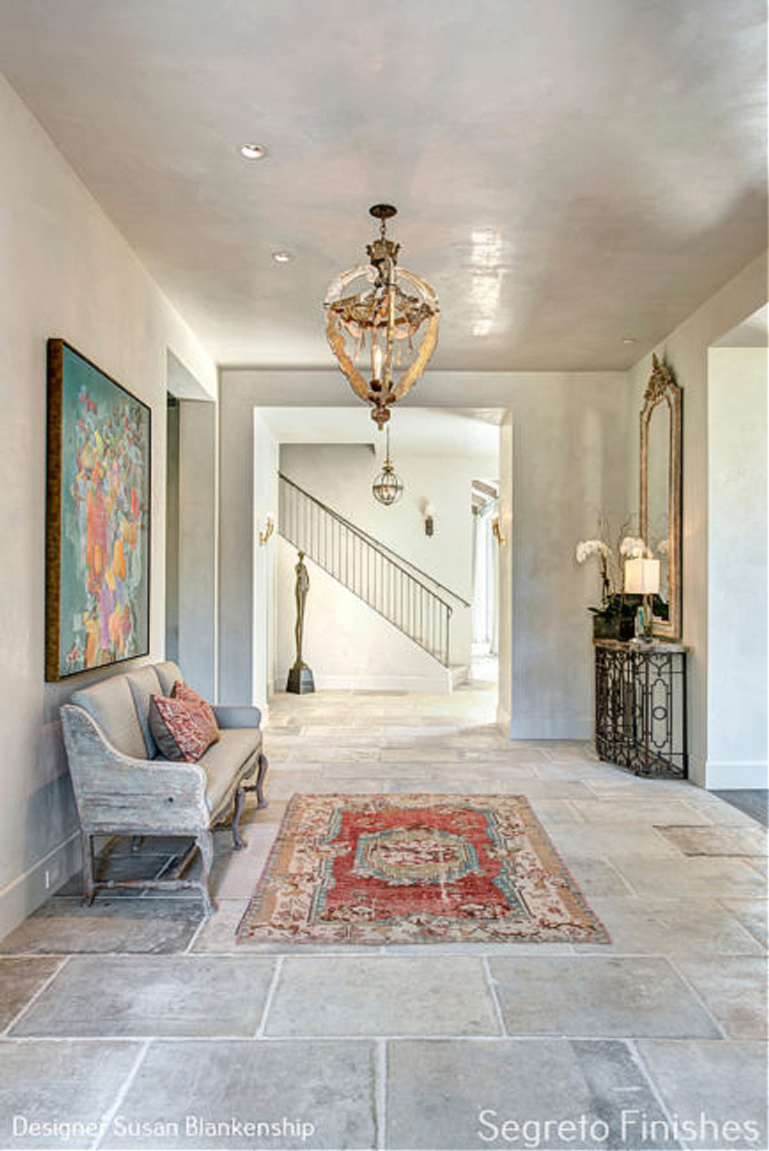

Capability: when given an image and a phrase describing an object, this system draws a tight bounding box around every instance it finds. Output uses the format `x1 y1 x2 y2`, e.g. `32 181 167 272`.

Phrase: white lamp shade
625 557 660 595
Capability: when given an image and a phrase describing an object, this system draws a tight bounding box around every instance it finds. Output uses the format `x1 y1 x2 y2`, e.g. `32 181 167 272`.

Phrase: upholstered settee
60 661 268 915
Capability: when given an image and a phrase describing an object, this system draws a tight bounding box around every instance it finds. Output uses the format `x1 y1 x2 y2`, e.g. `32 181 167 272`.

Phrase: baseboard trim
508 716 593 741
705 759 769 790
273 671 452 694
0 832 81 942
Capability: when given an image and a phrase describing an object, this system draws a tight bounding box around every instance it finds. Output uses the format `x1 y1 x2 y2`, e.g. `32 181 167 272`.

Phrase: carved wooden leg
255 753 268 809
231 786 246 850
196 831 215 916
81 832 95 906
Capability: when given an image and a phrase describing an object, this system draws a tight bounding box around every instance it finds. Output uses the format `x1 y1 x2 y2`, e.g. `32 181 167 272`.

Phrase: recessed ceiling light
622 336 638 345
239 143 267 160
272 250 293 264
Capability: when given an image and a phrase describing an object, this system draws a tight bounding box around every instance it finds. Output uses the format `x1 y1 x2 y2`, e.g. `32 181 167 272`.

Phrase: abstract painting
46 339 151 681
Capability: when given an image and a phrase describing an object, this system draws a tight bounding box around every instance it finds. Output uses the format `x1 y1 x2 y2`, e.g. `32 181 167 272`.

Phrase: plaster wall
251 412 279 715
496 414 514 731
278 442 496 673
177 400 218 702
219 369 629 740
275 538 454 691
625 252 768 786
0 74 215 937
706 347 767 787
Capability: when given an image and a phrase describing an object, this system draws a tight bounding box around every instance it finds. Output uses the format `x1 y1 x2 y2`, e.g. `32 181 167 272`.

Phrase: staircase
278 473 470 672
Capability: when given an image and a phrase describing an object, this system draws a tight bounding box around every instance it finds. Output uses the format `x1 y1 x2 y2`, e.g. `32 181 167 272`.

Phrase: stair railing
278 473 467 667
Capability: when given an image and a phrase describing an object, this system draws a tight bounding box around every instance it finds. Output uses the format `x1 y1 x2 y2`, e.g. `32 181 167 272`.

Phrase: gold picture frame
639 354 682 641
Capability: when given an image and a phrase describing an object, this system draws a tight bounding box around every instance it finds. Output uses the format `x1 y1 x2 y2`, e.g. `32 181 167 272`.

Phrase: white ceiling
259 406 501 459
0 0 765 370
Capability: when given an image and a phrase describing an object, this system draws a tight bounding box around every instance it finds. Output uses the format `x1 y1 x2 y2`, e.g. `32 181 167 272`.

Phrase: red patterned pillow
149 694 219 763
172 680 219 734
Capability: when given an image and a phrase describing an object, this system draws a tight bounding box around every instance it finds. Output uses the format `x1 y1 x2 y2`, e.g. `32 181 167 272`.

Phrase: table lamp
625 557 660 640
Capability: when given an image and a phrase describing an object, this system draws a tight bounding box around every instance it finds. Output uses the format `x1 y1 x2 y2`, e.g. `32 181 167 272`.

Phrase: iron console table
594 640 688 779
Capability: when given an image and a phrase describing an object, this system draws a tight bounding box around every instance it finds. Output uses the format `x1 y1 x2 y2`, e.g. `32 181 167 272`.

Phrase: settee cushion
154 660 184 697
198 729 260 813
69 676 147 760
126 666 164 758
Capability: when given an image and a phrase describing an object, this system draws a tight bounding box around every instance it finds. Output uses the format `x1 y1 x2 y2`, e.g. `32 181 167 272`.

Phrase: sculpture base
286 666 315 694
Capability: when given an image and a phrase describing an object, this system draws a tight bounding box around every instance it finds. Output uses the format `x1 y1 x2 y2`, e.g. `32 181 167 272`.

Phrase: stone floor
0 674 766 1150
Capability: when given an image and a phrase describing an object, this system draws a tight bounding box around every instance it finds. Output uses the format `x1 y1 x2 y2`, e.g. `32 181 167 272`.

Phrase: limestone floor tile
670 795 763 829
532 762 625 781
382 941 575 956
573 896 765 957
383 724 460 742
488 955 720 1038
0 897 201 955
12 955 276 1037
293 777 386 793
655 824 768 857
266 778 323 800
191 898 253 953
99 1039 377 1150
719 899 768 948
211 839 279 901
0 957 62 1030
545 824 682 860
559 857 636 898
636 1040 768 1151
0 1039 143 1150
265 955 500 1036
585 777 686 795
488 779 598 799
381 761 542 778
569 799 714 826
519 798 582 823
386 1038 679 1149
674 956 768 1039
611 856 767 898
383 778 524 795
288 746 382 764
380 748 467 764
55 848 178 897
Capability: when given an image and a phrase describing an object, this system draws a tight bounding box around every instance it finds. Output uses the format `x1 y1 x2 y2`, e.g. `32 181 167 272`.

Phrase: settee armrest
60 704 209 834
213 705 262 730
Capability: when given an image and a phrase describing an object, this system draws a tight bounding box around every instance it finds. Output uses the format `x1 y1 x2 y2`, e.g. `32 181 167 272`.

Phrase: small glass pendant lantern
372 427 404 506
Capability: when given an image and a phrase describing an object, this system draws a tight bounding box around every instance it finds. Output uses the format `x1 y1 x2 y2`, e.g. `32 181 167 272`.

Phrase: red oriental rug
236 794 609 945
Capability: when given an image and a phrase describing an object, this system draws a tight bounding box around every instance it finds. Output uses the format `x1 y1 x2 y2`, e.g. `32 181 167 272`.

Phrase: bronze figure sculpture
286 550 315 693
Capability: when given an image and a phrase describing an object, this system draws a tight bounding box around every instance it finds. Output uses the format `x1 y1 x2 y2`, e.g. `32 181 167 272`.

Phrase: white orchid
619 536 648 559
575 539 612 564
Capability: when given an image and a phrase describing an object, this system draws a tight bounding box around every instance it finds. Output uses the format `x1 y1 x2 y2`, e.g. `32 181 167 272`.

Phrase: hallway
0 684 765 1149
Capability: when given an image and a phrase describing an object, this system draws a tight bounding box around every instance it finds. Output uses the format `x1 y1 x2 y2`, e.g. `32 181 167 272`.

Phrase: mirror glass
640 355 682 640
646 400 671 612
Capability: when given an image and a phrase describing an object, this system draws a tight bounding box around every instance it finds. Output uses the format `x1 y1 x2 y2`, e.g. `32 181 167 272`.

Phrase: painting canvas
46 340 151 681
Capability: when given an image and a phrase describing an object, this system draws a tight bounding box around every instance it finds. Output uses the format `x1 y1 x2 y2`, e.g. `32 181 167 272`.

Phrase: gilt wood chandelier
324 204 440 429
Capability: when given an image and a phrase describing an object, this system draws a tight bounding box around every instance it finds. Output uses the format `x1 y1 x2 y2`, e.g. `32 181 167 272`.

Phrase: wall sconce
423 502 435 537
258 513 275 546
492 517 507 547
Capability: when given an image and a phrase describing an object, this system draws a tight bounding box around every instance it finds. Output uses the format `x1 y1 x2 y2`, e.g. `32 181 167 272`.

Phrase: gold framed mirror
640 354 682 640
